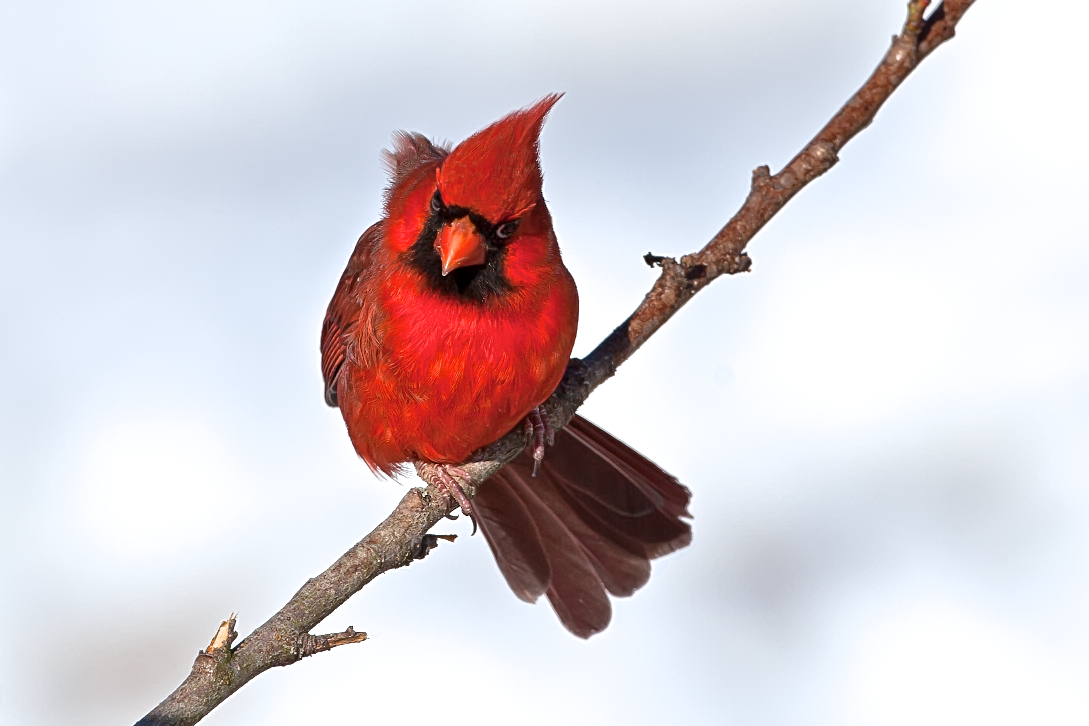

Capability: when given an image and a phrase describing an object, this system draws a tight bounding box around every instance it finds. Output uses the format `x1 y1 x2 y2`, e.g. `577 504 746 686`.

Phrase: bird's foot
522 406 555 477
420 463 477 535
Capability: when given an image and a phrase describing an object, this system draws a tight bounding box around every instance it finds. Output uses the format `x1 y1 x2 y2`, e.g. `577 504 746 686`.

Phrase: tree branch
136 2 976 724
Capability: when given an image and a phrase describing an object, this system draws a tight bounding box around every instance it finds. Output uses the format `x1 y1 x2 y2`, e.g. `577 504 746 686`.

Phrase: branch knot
199 615 237 664
644 252 671 267
293 626 369 661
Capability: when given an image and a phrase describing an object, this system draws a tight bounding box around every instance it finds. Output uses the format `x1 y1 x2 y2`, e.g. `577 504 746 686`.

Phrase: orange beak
435 217 487 276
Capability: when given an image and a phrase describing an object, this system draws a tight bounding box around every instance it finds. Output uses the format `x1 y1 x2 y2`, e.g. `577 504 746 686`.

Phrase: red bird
321 96 691 637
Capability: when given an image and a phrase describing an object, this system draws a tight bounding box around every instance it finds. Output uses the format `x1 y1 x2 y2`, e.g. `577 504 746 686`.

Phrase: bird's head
382 95 563 302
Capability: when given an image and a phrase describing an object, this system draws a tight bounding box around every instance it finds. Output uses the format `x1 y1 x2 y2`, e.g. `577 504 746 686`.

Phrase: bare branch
136 3 976 724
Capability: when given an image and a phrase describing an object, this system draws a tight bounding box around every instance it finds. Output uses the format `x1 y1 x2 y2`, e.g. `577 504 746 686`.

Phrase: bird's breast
340 265 577 471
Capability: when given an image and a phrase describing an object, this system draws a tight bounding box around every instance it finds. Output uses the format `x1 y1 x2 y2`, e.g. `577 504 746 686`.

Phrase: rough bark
136 3 976 724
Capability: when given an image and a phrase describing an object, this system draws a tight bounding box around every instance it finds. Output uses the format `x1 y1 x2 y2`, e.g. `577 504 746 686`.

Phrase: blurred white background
2 0 1087 724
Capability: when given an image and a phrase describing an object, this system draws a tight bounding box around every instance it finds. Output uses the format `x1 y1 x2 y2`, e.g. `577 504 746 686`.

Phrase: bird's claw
425 463 478 535
524 406 555 477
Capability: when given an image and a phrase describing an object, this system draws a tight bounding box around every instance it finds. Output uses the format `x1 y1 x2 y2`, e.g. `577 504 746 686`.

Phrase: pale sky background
2 1 1088 724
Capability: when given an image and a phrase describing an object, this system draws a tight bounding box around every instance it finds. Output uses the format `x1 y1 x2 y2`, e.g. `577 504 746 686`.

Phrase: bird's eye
496 220 520 239
431 191 444 213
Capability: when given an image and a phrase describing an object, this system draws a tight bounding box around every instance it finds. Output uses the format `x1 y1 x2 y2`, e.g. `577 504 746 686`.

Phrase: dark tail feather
474 414 693 638
473 470 551 603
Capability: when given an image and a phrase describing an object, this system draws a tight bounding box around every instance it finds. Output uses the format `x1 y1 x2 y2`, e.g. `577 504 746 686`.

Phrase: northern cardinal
321 95 691 637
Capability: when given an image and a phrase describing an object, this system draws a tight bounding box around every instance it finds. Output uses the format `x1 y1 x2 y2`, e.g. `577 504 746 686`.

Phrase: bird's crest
381 132 449 207
437 94 562 222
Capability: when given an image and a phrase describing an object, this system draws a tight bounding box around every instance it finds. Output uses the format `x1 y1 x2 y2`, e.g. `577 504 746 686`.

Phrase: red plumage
322 97 691 637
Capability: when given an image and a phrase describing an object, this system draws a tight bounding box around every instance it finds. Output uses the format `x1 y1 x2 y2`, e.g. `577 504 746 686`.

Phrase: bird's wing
474 414 693 638
322 133 448 408
320 221 383 407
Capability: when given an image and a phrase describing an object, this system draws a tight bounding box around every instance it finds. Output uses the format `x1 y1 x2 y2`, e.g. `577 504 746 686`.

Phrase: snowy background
2 0 1088 724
